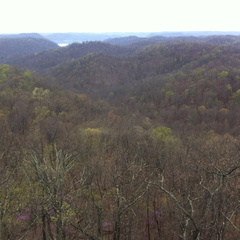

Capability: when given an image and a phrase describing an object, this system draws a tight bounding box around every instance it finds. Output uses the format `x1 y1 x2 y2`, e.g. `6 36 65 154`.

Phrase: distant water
58 43 69 47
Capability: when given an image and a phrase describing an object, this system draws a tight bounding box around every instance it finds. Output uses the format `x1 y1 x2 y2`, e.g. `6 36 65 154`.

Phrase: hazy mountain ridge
41 31 240 44
3 34 240 72
41 32 155 44
6 34 240 73
105 35 240 46
0 37 59 63
0 32 45 39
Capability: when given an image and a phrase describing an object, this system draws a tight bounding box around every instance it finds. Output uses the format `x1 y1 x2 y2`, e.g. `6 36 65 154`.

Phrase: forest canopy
1 34 240 239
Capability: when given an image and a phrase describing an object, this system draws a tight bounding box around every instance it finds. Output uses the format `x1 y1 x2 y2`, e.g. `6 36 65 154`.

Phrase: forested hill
5 35 240 73
3 36 240 135
50 41 215 92
0 37 59 62
46 40 240 135
44 40 239 93
105 34 240 47
0 32 44 39
4 41 137 72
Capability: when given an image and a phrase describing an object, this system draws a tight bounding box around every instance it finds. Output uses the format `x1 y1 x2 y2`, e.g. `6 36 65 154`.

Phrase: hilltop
0 37 59 62
0 32 45 39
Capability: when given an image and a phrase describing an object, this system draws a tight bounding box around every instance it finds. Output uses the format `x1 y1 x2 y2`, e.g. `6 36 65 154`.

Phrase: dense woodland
1 34 240 239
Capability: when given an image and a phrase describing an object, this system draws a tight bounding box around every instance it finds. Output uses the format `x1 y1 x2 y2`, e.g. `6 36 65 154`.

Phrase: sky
1 0 240 34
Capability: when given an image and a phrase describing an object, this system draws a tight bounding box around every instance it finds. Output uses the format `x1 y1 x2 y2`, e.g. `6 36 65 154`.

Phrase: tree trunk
41 208 47 240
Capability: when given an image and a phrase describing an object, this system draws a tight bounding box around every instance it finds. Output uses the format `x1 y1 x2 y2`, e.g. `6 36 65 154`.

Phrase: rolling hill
0 37 59 63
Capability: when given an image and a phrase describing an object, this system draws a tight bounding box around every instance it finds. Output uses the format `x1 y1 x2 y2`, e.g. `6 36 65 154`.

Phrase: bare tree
24 143 85 240
151 134 240 239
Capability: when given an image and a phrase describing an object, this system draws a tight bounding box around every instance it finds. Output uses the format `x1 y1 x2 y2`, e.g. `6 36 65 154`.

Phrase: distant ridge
2 32 240 45
0 37 59 62
4 35 240 73
105 35 240 46
0 33 45 39
42 31 240 45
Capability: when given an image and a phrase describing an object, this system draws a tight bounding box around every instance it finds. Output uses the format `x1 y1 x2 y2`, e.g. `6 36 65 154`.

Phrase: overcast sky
1 0 239 33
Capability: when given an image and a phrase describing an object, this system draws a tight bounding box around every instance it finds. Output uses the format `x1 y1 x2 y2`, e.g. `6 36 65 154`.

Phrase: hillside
45 40 240 135
105 34 240 46
50 41 213 91
3 36 240 136
5 35 240 73
5 41 136 72
0 37 59 62
0 32 45 39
